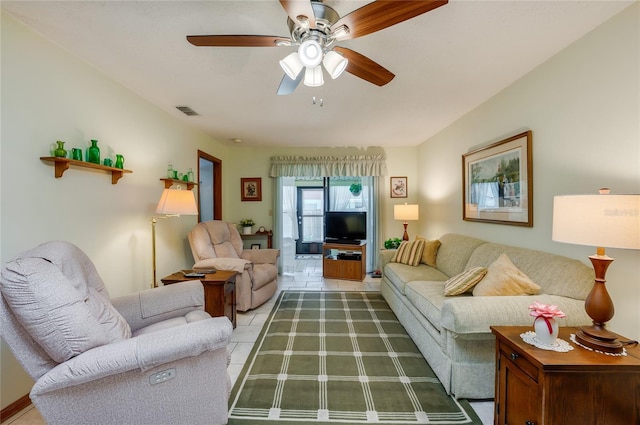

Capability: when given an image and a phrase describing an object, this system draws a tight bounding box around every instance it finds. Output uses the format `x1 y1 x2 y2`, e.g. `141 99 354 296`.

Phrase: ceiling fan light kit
304 65 324 87
279 52 304 80
187 0 448 94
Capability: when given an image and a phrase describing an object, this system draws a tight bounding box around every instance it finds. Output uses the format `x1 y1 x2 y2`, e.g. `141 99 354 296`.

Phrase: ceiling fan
187 0 448 95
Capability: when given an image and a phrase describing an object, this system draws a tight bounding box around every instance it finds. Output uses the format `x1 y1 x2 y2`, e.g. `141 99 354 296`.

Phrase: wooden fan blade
279 0 316 29
331 0 447 40
277 73 304 95
333 46 395 87
187 35 291 47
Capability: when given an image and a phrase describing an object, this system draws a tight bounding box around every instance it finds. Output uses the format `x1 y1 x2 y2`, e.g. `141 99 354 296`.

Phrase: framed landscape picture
390 177 407 198
462 131 533 227
241 177 262 201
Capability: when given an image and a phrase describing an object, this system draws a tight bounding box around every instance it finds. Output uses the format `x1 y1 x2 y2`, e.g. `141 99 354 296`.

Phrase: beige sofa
380 233 593 399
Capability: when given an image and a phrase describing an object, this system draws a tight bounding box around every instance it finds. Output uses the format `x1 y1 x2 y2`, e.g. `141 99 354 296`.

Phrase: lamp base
575 325 624 354
402 222 409 241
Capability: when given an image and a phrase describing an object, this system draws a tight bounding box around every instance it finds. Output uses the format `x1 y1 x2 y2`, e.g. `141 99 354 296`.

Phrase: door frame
197 150 222 222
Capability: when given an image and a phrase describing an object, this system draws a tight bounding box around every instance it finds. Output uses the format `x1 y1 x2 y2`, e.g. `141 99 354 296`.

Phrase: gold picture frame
462 131 533 227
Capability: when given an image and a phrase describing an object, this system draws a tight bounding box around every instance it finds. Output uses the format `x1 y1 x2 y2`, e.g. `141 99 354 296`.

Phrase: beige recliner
0 241 232 425
188 220 279 312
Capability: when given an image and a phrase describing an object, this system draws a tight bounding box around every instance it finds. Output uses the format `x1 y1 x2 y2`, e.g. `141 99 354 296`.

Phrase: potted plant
349 183 362 196
384 238 402 249
239 218 255 235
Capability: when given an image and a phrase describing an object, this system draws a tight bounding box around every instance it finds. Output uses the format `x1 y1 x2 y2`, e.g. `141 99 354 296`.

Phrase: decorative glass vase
115 154 124 169
88 139 100 164
167 163 174 178
54 141 67 158
187 168 195 183
534 317 559 346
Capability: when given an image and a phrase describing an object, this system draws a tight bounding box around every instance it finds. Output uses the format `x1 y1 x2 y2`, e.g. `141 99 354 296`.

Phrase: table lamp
152 187 199 288
394 204 419 241
552 190 640 353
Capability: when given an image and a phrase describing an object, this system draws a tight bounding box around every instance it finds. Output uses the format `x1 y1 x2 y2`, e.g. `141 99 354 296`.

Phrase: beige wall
416 4 639 340
222 145 420 244
0 13 229 408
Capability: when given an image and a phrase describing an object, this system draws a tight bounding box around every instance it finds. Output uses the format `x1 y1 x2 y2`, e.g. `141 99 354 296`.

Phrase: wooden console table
491 326 640 425
240 230 273 249
161 270 237 328
322 242 366 281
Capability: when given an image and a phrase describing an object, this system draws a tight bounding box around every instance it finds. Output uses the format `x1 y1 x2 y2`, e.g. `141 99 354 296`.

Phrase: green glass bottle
88 139 100 164
54 141 67 158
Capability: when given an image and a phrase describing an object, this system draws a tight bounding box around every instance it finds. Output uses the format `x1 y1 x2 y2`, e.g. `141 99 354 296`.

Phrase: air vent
176 106 199 116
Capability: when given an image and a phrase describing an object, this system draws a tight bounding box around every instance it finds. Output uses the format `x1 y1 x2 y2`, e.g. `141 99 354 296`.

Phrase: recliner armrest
31 317 233 395
112 280 205 332
241 248 280 264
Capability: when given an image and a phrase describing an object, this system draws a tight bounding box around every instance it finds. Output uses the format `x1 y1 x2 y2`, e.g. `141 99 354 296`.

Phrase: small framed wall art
241 177 262 202
390 177 407 198
462 130 533 227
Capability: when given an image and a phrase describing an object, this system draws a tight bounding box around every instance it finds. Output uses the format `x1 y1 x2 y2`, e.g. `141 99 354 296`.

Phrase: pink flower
528 301 566 319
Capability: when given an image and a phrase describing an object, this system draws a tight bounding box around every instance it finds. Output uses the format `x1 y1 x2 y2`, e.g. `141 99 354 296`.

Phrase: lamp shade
394 204 419 221
279 52 304 80
323 50 348 79
304 65 324 87
155 189 198 216
552 194 640 250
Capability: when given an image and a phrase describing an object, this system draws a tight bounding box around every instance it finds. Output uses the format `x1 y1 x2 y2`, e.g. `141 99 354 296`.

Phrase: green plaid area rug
228 291 482 424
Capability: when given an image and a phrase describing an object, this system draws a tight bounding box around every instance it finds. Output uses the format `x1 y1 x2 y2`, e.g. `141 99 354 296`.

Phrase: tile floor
2 259 494 425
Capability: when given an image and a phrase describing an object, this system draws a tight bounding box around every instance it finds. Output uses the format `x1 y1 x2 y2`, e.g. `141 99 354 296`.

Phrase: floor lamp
552 190 639 354
394 204 419 241
152 187 199 288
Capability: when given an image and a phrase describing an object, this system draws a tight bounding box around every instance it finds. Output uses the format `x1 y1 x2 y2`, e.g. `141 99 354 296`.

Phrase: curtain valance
269 155 387 177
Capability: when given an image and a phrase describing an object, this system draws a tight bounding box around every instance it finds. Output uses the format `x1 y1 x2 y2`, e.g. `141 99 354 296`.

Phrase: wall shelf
40 157 132 184
160 178 198 190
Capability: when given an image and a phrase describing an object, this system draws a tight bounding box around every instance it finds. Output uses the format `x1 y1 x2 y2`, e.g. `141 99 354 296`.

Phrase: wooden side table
161 270 237 328
491 326 640 425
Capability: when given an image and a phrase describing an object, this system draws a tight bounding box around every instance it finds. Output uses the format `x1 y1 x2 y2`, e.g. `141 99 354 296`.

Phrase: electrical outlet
149 368 176 385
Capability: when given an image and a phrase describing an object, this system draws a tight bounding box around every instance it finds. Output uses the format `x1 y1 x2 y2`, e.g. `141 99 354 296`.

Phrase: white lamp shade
323 50 348 79
394 204 419 221
552 194 640 250
279 52 304 80
304 65 324 87
155 189 198 216
298 39 323 67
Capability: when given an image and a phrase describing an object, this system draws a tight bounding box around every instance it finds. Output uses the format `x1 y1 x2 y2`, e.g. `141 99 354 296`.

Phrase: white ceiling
2 1 633 147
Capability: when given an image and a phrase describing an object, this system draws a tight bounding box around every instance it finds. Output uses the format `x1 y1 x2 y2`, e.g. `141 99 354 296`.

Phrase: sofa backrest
436 234 487 277
465 243 593 300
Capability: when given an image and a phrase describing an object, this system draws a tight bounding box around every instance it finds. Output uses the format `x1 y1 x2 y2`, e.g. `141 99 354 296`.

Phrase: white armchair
0 241 232 425
188 220 279 311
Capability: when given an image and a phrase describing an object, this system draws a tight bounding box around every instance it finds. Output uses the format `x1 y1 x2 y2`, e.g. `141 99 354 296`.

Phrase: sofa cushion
415 236 441 267
392 240 425 266
384 263 449 295
405 281 448 334
436 234 487 278
444 267 487 296
473 254 540 296
465 242 593 299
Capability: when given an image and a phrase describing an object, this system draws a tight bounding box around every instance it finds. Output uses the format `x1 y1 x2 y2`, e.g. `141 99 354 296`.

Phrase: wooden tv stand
322 241 366 281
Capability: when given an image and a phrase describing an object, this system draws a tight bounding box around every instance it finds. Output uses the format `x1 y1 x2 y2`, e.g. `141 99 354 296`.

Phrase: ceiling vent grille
176 106 199 116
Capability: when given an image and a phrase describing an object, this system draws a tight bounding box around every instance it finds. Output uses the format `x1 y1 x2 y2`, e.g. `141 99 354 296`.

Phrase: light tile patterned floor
2 259 493 425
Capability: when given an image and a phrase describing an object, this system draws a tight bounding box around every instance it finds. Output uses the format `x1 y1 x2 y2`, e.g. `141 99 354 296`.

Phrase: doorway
296 187 323 255
197 150 222 222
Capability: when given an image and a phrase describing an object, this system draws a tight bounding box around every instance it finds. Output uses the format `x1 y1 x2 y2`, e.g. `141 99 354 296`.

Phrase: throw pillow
444 267 488 296
416 236 441 267
391 240 426 266
472 253 541 296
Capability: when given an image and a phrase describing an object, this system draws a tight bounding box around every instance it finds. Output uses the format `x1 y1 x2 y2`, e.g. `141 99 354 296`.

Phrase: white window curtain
270 155 387 177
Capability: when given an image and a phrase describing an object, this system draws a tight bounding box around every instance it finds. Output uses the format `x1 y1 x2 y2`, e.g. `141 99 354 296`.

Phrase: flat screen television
324 211 367 243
